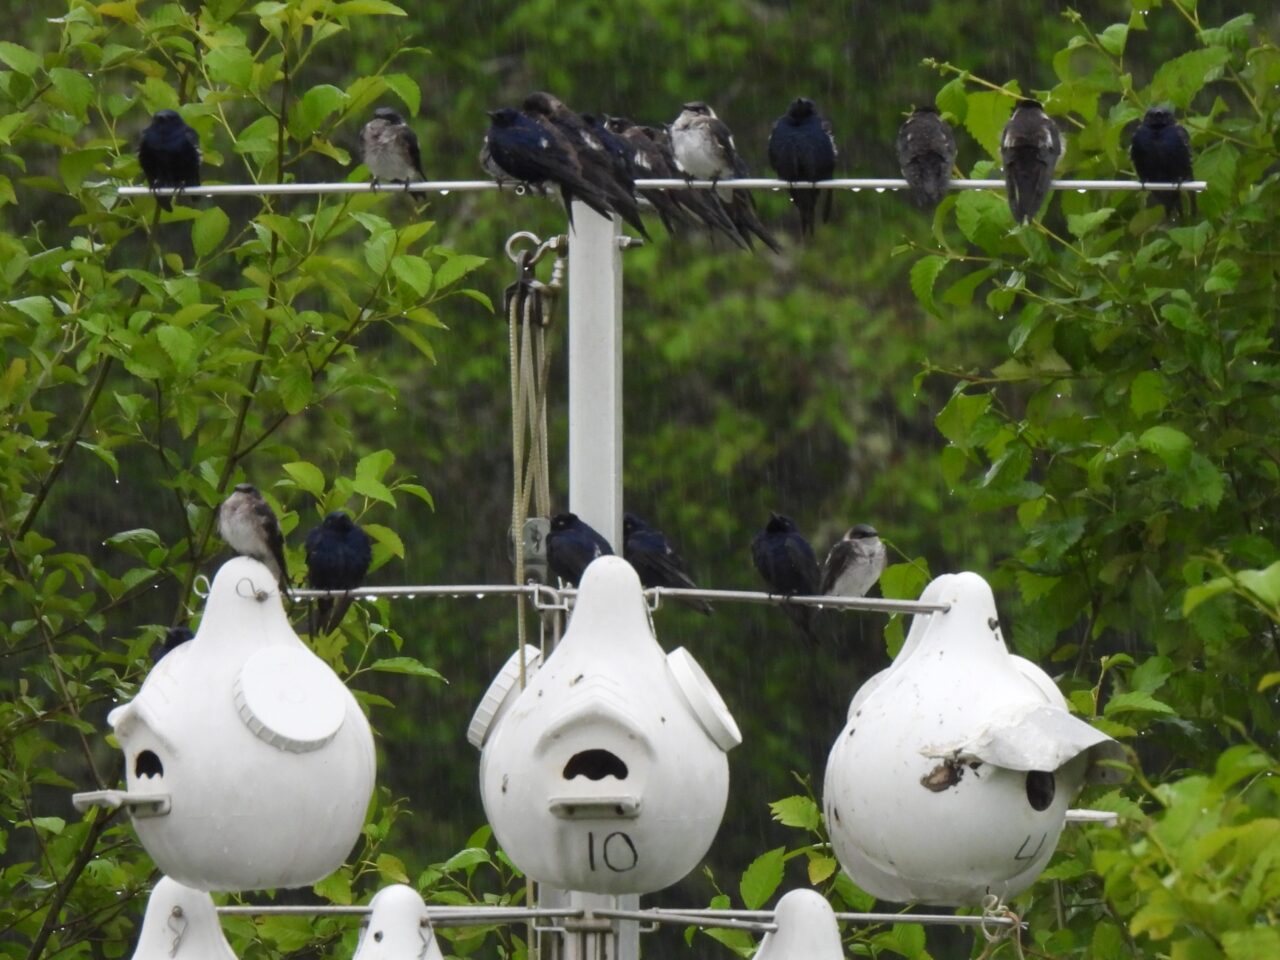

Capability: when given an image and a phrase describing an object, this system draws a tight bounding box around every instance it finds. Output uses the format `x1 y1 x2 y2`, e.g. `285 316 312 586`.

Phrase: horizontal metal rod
290 582 949 615
1065 808 1121 825
215 905 584 924
669 907 1017 928
113 177 1205 198
590 908 776 933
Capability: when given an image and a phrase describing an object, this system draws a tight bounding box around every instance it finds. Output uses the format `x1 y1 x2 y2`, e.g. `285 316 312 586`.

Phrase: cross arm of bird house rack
288 582 951 616
109 177 1206 198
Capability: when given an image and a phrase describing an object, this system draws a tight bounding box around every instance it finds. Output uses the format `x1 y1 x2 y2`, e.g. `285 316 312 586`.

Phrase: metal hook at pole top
505 231 568 268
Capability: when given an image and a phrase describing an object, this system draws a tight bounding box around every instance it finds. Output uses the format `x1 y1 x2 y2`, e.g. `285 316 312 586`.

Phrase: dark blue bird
138 109 201 211
304 512 373 634
623 513 712 614
546 512 613 587
767 97 837 237
155 625 193 662
1130 106 1193 217
482 106 618 228
751 513 821 640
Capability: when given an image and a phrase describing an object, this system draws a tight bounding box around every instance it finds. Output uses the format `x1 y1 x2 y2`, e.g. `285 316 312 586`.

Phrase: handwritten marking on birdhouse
587 831 638 872
1012 832 1047 862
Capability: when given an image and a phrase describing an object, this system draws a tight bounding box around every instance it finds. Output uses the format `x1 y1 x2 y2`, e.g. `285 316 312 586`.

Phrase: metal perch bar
113 177 1206 198
215 905 585 926
289 582 951 615
668 907 1019 928
590 908 776 933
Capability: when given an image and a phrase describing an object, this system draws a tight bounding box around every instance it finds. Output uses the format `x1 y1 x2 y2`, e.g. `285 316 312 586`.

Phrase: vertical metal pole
558 202 638 959
567 202 624 548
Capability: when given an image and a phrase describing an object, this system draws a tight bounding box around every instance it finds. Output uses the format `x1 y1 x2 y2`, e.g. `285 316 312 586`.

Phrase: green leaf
1138 425 1192 468
440 847 491 873
312 866 353 905
1236 561 1280 606
954 189 1014 249
49 68 94 122
382 73 421 117
294 84 347 138
908 255 947 316
1067 207 1114 238
0 41 41 76
370 657 444 681
206 44 253 89
935 390 991 446
807 855 837 885
283 462 327 498
961 90 1014 159
935 76 968 121
1146 46 1231 108
335 0 408 14
739 847 785 910
375 853 409 883
1204 257 1241 294
1097 22 1129 55
363 522 405 557
8 295 53 323
156 325 197 372
1222 927 1280 960
192 207 230 259
1129 371 1168 417
356 449 395 483
391 254 433 297
1104 691 1176 716
768 795 820 831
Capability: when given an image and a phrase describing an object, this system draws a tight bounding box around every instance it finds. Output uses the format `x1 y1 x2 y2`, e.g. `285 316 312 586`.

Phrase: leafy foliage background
0 1 1276 959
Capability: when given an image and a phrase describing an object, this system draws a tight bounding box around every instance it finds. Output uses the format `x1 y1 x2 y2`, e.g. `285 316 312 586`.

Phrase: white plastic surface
352 885 444 960
129 877 237 960
233 646 347 752
824 572 1125 906
466 645 542 749
478 556 737 895
667 647 742 750
752 889 843 960
104 557 376 891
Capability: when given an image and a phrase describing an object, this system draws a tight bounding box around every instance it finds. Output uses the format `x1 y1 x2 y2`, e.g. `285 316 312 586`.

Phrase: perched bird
483 107 617 226
896 106 957 211
821 524 887 599
751 513 821 640
138 109 201 211
360 107 425 198
521 92 651 239
155 625 193 662
623 513 712 615
304 511 373 634
767 97 837 237
217 483 290 594
1130 106 1193 217
606 117 747 246
671 101 781 253
546 512 614 587
1000 99 1063 224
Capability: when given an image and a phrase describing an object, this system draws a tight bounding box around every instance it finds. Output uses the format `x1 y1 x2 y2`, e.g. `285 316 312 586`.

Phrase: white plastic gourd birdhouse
128 877 236 960
351 885 443 960
73 557 376 891
824 572 1125 906
753 889 844 960
475 555 740 895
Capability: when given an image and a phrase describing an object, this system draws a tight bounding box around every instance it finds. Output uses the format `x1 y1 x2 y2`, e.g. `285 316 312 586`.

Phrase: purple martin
217 483 289 594
360 107 425 199
767 97 837 237
304 511 373 634
821 524 886 599
138 109 201 211
1130 106 1193 217
623 513 712 615
670 101 781 253
546 512 614 588
1000 99 1063 224
521 92 651 239
606 117 748 247
751 513 821 640
155 625 193 662
896 106 957 211
482 106 617 227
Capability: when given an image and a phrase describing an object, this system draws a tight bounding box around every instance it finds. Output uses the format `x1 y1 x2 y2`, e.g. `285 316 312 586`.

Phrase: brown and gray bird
1000 99 1062 224
821 524 887 599
360 107 425 198
896 106 957 211
671 101 781 253
217 483 289 594
1130 106 1193 217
